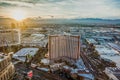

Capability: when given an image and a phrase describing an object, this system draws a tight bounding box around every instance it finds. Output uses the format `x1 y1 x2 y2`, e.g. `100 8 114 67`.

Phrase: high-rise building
48 35 80 60
0 52 15 80
0 29 20 47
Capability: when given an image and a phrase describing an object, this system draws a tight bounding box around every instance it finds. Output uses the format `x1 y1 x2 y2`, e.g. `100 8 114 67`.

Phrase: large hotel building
0 29 20 47
0 52 15 80
48 35 80 60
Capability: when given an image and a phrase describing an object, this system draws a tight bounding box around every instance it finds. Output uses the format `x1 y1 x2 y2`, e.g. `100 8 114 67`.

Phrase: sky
0 0 120 19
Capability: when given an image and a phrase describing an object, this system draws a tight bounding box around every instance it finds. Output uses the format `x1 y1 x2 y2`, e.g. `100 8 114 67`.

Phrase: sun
11 10 26 21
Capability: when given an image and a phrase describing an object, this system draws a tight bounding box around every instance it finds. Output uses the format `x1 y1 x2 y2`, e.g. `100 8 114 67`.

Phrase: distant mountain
75 18 120 22
72 18 120 24
0 17 120 27
24 18 120 24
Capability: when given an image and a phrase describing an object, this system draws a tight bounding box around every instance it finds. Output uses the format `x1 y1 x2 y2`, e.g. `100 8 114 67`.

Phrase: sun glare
11 10 26 21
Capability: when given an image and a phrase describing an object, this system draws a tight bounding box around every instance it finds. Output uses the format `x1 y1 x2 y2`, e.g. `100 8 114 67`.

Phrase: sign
27 70 33 79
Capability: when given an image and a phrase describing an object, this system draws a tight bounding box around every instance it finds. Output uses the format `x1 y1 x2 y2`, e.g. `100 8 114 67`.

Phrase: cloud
0 0 120 19
0 2 17 7
0 0 64 5
0 0 34 8
109 0 120 8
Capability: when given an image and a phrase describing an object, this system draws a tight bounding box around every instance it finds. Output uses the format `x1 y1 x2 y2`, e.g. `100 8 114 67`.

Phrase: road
80 50 109 80
80 51 97 76
14 63 68 80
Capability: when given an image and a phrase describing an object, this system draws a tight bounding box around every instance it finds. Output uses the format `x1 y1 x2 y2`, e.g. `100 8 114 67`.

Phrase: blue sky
0 0 120 19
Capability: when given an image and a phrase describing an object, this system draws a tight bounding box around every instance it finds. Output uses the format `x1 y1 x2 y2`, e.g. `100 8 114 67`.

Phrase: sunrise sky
0 0 120 19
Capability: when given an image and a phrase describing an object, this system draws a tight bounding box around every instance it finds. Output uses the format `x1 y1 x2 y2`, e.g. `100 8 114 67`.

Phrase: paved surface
80 49 109 80
14 63 68 80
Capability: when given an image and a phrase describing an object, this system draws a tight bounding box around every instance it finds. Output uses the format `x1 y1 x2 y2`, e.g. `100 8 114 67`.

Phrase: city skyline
0 0 120 20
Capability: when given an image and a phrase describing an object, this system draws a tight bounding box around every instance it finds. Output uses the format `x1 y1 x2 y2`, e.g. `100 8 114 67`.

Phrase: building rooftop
86 38 97 44
95 45 119 55
95 45 120 67
21 33 47 47
108 43 120 52
13 48 39 62
107 67 120 73
78 73 94 80
105 67 120 80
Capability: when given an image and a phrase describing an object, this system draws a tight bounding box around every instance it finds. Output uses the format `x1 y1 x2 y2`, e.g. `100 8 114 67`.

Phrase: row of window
0 31 18 33
0 56 11 72
0 41 19 43
0 64 15 80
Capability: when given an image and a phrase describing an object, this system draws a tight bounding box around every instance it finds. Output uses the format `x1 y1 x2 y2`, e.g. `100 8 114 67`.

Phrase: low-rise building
85 38 98 45
41 58 50 65
95 45 120 67
13 48 39 62
50 62 65 71
108 43 120 53
21 33 47 47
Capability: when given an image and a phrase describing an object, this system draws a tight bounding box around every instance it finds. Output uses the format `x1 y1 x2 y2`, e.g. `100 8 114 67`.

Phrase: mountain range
0 17 120 26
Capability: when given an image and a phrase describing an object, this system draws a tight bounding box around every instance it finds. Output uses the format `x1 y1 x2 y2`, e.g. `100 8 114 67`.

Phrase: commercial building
105 67 120 80
108 43 120 53
63 65 94 80
13 48 39 62
0 52 15 80
0 29 20 46
94 45 120 67
48 35 80 60
85 38 98 45
21 33 47 47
